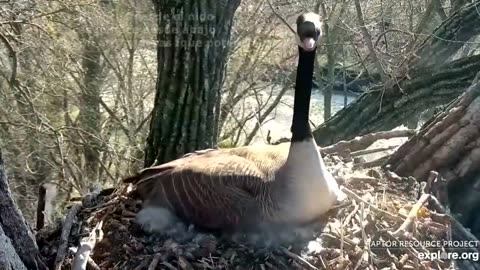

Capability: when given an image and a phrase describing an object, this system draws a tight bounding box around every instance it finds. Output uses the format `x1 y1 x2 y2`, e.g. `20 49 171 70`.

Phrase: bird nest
36 155 479 270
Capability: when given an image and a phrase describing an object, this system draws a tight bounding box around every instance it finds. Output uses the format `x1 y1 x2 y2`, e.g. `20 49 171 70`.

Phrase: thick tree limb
313 54 480 146
414 1 480 68
387 72 480 182
385 72 480 239
313 1 480 146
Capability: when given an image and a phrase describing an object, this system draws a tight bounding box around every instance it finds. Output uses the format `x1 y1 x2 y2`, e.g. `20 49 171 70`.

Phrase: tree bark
313 54 480 146
386 72 480 237
0 150 47 270
413 1 480 68
77 32 105 187
312 1 480 146
0 225 28 270
144 0 241 166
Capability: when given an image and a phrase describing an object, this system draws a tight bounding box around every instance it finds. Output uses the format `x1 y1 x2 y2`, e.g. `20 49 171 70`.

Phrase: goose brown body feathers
127 12 342 233
128 144 291 230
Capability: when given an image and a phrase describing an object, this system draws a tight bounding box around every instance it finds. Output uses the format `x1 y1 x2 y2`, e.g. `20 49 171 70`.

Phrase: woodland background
1 0 480 242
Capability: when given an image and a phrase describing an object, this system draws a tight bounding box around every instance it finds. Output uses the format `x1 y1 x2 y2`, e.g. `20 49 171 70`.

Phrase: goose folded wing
129 149 284 228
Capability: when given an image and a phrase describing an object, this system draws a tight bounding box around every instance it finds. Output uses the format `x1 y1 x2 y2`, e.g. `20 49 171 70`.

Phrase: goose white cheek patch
303 38 316 51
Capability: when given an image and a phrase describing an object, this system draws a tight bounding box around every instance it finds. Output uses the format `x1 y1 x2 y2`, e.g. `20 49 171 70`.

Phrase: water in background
243 88 409 162
249 88 357 144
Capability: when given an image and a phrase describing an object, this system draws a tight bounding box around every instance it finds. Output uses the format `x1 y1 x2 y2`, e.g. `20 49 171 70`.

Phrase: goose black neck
291 47 315 142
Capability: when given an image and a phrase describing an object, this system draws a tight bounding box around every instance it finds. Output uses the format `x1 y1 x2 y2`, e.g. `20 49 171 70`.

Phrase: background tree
0 0 479 234
0 0 157 221
143 0 241 166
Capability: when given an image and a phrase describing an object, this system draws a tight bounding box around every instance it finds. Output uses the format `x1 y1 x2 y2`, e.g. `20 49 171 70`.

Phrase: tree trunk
0 150 47 270
386 73 480 237
77 32 104 187
312 1 480 146
144 0 241 166
0 225 28 270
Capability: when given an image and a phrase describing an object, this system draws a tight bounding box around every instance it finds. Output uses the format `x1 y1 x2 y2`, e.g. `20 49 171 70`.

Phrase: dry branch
265 0 296 34
54 203 82 270
148 254 161 270
72 220 104 270
321 129 415 154
340 186 402 222
354 156 390 169
392 193 430 237
350 145 398 157
281 247 318 270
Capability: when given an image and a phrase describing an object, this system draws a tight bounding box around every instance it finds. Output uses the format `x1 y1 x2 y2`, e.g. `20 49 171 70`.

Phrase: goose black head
295 12 322 52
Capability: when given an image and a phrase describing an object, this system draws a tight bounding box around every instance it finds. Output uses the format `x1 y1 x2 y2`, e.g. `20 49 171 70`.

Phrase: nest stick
392 193 430 237
71 220 104 270
341 187 401 222
148 254 162 270
87 258 100 270
343 203 359 227
350 145 399 157
54 203 82 270
281 247 318 270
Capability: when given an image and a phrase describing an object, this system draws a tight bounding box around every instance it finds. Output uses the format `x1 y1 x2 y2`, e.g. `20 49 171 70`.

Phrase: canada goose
125 12 342 233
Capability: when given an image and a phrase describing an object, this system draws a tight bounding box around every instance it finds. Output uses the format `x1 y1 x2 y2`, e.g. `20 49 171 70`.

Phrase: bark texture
77 32 105 186
314 54 480 146
313 1 480 146
413 1 480 68
0 150 47 270
0 225 28 270
145 0 241 166
387 73 480 237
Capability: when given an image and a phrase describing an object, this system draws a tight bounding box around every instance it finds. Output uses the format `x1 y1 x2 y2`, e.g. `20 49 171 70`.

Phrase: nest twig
38 155 480 270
